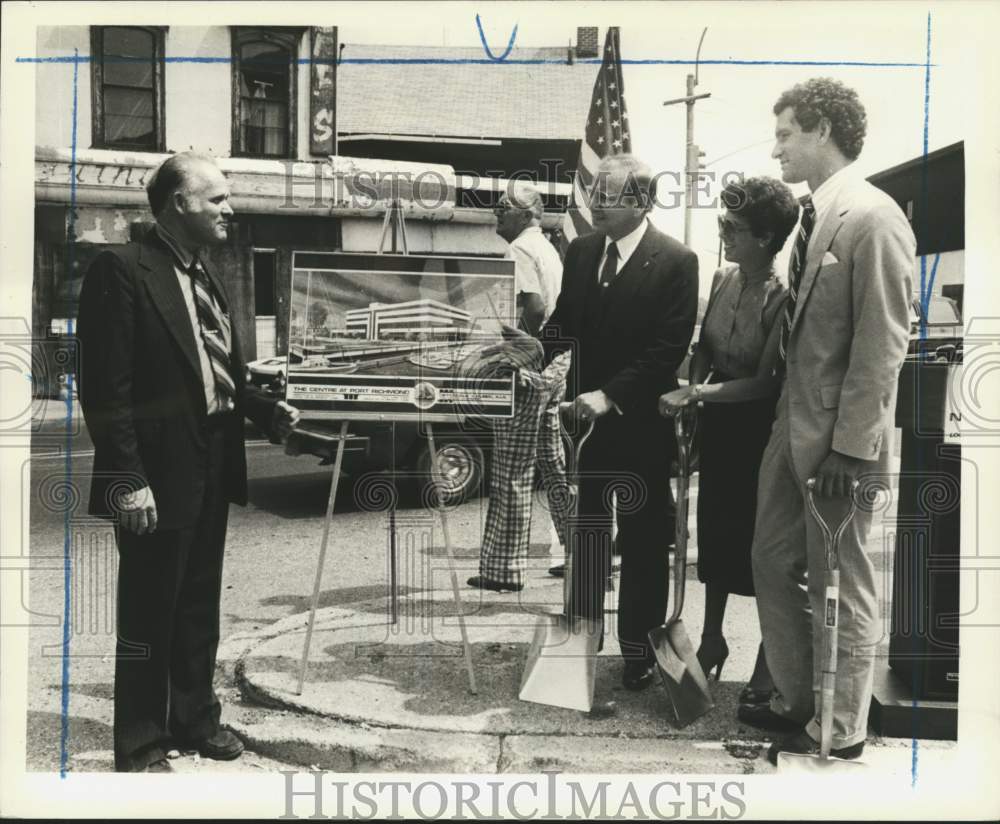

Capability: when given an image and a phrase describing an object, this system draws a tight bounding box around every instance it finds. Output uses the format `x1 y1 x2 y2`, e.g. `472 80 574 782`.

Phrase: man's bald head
146 152 221 217
590 153 655 240
596 154 656 212
147 152 233 248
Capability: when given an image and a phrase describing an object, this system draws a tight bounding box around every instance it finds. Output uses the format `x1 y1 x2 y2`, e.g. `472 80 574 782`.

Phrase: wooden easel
296 201 478 695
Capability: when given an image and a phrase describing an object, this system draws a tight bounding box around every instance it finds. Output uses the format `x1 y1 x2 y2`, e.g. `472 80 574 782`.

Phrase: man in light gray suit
738 78 915 764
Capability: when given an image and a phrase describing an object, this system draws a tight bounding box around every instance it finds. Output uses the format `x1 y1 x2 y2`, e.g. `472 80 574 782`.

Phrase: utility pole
663 29 711 247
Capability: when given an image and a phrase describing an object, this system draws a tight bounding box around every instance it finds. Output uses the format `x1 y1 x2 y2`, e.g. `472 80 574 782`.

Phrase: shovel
519 403 603 712
648 404 714 726
778 478 866 773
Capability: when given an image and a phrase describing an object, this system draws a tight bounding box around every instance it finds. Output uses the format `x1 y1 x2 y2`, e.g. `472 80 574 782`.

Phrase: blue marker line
921 252 941 327
15 55 934 68
475 13 518 61
910 11 933 790
59 47 80 779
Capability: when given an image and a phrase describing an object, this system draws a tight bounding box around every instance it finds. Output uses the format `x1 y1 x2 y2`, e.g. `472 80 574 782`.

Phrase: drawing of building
345 300 473 340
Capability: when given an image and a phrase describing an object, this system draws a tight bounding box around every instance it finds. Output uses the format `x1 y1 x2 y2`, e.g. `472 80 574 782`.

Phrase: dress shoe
766 730 865 766
738 685 775 706
622 661 657 691
179 729 244 761
467 575 523 593
695 635 729 681
142 757 173 773
736 703 802 733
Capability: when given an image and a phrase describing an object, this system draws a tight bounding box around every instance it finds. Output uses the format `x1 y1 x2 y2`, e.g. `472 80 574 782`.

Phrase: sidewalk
220 572 952 775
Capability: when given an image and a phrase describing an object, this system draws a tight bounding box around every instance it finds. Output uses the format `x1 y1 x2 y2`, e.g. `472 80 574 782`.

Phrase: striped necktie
776 195 816 369
187 258 236 411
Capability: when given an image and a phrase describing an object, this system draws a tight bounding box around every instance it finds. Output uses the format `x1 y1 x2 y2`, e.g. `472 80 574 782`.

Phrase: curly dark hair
720 176 800 256
773 77 867 161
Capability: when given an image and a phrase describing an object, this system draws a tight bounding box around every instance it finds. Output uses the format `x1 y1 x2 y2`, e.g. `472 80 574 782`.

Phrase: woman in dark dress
659 177 799 706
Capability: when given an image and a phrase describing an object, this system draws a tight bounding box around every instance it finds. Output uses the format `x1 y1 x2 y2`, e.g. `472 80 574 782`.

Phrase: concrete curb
228 594 769 774
224 590 954 776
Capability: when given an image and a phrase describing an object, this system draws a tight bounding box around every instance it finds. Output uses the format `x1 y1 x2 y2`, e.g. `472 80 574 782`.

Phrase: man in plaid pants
468 184 568 592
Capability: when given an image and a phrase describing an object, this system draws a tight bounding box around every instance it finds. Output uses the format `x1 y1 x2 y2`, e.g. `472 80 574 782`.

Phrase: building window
232 28 302 159
91 26 165 151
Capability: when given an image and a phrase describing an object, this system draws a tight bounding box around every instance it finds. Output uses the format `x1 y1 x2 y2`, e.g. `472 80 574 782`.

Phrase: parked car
908 294 962 361
246 355 491 507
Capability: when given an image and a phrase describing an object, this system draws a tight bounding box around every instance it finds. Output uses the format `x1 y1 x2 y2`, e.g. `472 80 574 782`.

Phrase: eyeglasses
717 215 753 239
493 201 524 217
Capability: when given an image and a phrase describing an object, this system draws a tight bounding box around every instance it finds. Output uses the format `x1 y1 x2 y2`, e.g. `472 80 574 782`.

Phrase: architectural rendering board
286 251 518 421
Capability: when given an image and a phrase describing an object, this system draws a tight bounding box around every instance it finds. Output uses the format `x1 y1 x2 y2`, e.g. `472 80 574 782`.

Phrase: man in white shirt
496 184 563 334
740 78 914 765
468 184 571 592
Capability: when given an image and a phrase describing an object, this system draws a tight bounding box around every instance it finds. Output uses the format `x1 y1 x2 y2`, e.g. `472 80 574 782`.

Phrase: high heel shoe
695 635 729 681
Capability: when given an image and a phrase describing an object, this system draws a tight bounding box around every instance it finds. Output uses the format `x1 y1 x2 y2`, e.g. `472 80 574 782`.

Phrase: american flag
562 27 631 246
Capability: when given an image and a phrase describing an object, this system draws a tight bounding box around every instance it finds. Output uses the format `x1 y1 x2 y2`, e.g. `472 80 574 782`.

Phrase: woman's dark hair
720 176 800 256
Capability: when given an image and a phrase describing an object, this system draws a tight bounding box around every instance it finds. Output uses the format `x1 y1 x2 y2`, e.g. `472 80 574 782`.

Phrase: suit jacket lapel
603 224 660 324
790 197 848 334
138 233 204 384
571 234 605 333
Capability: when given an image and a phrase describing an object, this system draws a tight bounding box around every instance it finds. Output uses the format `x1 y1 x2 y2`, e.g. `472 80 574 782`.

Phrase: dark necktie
599 241 620 291
776 196 816 368
188 259 236 410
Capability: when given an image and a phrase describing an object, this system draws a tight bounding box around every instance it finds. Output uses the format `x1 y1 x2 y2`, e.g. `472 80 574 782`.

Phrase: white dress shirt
507 225 563 324
155 223 231 415
597 217 650 283
808 163 859 246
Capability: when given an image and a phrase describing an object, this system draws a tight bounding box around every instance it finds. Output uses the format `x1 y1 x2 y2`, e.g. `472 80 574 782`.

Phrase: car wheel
414 435 485 507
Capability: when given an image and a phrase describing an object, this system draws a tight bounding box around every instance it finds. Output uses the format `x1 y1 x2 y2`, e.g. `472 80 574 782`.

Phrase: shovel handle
805 479 859 571
806 480 856 761
557 402 595 614
666 405 697 623
558 402 595 477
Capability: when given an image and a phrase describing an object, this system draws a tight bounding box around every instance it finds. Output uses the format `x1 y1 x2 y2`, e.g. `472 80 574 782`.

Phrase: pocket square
821 251 840 265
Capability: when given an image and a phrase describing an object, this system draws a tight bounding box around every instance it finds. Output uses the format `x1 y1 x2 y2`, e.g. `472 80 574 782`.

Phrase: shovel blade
777 751 868 774
519 612 601 712
648 619 714 726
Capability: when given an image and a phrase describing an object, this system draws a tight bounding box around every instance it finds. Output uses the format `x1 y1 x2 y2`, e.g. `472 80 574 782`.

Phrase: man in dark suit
541 154 699 690
77 152 299 772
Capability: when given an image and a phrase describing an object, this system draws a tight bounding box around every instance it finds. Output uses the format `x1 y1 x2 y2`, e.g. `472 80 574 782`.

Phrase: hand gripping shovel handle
557 402 595 482
805 477 859 759
666 405 698 623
